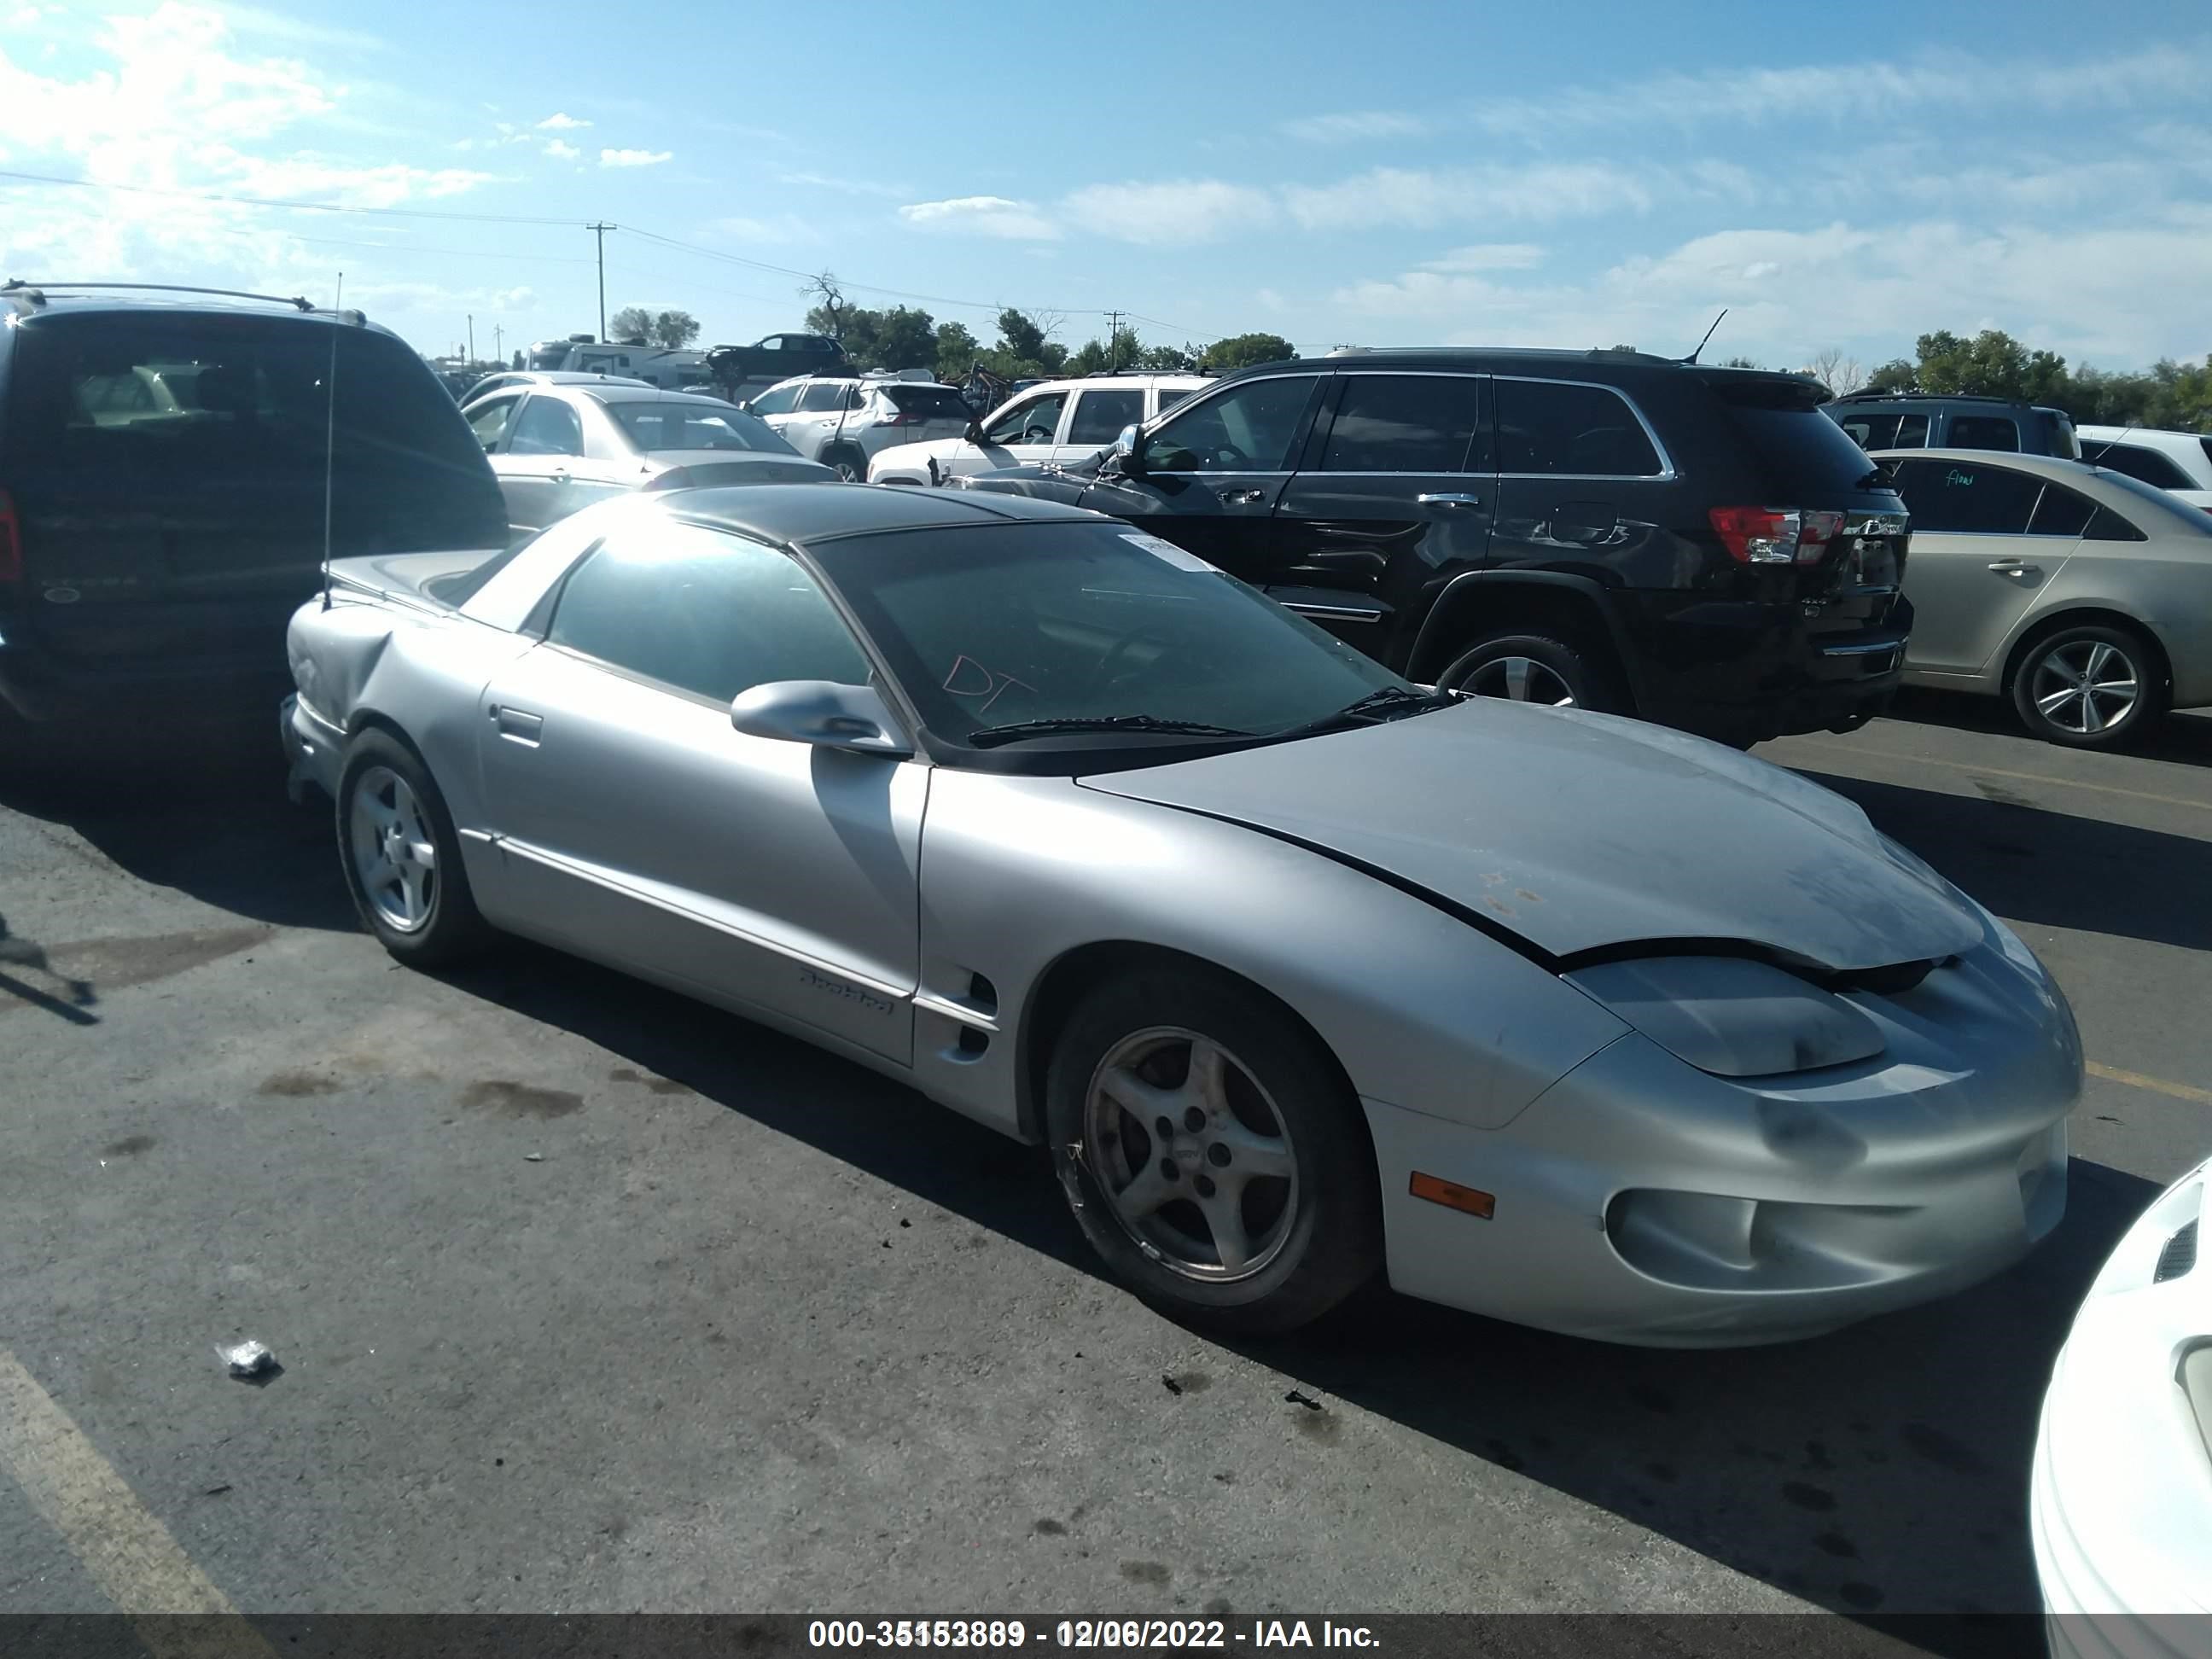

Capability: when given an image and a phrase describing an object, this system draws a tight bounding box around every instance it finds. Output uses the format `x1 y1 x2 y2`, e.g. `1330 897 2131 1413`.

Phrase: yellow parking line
0 1348 275 1658
1784 737 2212 816
2087 1061 2212 1108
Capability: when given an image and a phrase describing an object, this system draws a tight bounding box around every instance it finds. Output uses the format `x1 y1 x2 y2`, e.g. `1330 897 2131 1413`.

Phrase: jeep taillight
0 487 20 585
1708 506 1846 566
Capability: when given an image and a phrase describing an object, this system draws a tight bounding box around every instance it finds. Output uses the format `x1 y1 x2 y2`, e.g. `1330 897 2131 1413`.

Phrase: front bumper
2030 1155 2211 1644
1362 932 2081 1346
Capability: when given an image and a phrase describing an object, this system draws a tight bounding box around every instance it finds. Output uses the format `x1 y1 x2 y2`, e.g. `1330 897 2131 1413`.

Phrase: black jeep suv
954 347 1913 745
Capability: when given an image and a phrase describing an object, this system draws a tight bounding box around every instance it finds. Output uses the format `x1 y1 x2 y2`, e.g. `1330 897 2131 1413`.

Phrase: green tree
1137 342 1198 371
866 306 938 372
649 310 701 349
1199 332 1297 372
933 321 981 380
1866 358 1918 393
608 306 654 345
1066 323 1144 376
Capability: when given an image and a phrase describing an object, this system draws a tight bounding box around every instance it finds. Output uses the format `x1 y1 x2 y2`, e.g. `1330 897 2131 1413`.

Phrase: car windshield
808 520 1417 748
607 401 793 455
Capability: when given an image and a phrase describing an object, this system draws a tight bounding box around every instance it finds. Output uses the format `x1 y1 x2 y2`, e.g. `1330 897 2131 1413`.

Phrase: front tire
2010 624 2165 748
823 445 867 483
335 730 490 967
1438 629 1614 712
1045 968 1382 1334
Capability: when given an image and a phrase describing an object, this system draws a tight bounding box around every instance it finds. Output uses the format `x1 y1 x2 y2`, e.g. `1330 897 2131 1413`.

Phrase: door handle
1987 560 2036 575
489 704 544 744
551 469 572 484
1417 492 1483 509
1213 486 1266 506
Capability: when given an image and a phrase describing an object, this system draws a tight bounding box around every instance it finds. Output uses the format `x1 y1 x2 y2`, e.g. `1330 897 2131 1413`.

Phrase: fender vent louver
2156 1218 2199 1284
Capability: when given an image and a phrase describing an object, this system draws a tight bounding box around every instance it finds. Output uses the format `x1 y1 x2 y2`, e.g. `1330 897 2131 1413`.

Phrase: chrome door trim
912 990 1000 1033
495 835 911 1004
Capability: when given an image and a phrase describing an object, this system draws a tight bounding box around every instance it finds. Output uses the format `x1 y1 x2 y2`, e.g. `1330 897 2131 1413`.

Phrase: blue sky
3 0 2209 377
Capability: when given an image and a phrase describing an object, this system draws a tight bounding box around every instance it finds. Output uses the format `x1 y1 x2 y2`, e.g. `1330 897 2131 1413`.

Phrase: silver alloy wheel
1462 655 1576 706
2032 639 2139 735
833 459 861 482
1082 1027 1299 1283
347 765 439 934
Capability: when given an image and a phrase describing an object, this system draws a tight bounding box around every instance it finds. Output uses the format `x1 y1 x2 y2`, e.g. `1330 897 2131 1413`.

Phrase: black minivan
956 347 1914 746
0 286 506 754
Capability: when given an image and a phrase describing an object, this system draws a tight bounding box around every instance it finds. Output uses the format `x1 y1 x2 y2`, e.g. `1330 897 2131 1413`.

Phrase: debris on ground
202 1483 232 1497
524 1152 544 1161
1162 1375 1185 1396
1284 1389 1323 1411
218 1340 281 1383
899 1218 911 1228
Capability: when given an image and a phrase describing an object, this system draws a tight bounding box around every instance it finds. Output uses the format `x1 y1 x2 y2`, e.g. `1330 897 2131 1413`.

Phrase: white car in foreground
2032 1151 2211 1649
868 373 1209 485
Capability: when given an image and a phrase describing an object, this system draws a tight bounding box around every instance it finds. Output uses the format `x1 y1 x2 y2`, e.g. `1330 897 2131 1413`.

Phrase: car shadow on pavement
440 940 2147 1637
1796 769 2212 955
0 736 357 936
1886 687 2212 770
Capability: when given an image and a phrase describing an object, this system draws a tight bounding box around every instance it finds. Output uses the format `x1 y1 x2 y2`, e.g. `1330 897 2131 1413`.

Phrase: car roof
579 386 747 409
2075 424 2206 448
1208 346 1820 390
665 482 1103 544
1834 390 2065 414
1 287 405 342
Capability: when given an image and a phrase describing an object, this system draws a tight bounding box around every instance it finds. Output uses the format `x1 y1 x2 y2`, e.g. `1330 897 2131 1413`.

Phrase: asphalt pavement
1 692 2206 1633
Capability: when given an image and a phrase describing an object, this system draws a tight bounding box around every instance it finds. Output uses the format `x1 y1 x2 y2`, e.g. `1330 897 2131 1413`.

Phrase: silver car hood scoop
1076 701 1982 974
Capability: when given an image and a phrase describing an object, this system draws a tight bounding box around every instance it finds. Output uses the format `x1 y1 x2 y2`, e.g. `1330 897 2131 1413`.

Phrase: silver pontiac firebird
281 485 2081 1344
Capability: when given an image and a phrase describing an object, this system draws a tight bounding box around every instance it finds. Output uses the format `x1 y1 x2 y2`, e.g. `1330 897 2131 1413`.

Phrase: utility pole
493 323 504 364
587 222 614 341
1107 310 1121 370
467 313 474 364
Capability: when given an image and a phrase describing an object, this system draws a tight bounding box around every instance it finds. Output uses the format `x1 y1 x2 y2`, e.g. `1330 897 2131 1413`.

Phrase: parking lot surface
2 694 2207 1626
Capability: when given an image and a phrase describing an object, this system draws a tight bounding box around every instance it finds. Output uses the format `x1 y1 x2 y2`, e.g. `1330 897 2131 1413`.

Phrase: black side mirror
963 420 983 443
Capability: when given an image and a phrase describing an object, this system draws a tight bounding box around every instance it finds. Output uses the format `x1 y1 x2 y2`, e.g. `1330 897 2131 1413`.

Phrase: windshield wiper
1278 685 1452 740
965 714 1254 749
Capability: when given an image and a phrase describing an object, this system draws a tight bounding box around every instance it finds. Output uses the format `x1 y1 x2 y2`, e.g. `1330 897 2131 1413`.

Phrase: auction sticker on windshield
1121 533 1215 573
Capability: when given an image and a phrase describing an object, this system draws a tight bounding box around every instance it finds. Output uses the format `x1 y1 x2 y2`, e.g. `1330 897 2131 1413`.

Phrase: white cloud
1059 178 1275 245
599 147 672 168
1284 163 1655 230
536 111 590 130
896 195 1060 240
1420 243 1545 273
542 138 579 161
1281 109 1429 144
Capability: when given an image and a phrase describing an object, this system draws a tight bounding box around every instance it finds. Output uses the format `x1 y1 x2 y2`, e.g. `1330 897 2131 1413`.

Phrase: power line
0 166 1230 343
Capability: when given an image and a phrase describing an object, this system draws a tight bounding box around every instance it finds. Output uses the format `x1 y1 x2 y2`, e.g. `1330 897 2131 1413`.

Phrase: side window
1494 379 1662 476
2091 443 2192 491
1318 375 1487 472
983 392 1067 445
1066 388 1144 446
468 395 521 451
548 524 873 705
1146 375 1320 472
748 384 800 416
797 381 850 413
1892 413 1929 448
1837 412 1899 449
2086 505 2148 543
2027 483 2095 538
758 337 782 352
508 397 584 457
1947 415 2021 452
1889 459 2042 533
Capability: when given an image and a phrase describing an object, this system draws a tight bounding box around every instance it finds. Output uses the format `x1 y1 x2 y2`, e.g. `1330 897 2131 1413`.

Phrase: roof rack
1831 387 2029 406
2 279 349 317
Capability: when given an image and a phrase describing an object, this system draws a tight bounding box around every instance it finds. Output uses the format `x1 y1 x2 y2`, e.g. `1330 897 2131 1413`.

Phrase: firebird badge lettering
797 968 892 1016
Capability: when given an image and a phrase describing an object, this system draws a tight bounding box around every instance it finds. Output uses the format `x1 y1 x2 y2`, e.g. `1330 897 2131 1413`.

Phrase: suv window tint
509 396 584 456
1319 375 1486 473
1889 459 2041 533
1146 375 1318 471
1707 376 1886 494
882 383 973 421
549 524 871 704
798 381 852 413
1837 411 1901 448
2028 482 2095 537
1067 387 1145 445
468 394 521 450
1494 378 1661 476
2042 413 2081 459
983 392 1066 445
1947 415 2021 451
2089 442 2193 491
748 384 800 416
1894 412 1929 447
8 312 504 558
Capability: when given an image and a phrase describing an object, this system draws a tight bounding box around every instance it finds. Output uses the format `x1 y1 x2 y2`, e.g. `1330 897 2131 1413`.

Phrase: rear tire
823 445 867 483
335 730 491 967
1045 967 1382 1335
2009 624 2166 749
1438 629 1615 713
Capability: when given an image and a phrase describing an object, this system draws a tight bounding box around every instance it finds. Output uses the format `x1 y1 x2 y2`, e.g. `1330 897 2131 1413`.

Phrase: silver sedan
281 486 2081 1342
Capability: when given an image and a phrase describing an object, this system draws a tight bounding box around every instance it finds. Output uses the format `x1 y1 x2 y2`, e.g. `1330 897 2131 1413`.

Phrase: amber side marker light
1410 1172 1495 1219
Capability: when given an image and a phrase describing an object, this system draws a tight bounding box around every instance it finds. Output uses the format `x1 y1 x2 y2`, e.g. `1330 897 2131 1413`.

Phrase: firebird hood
1077 701 1982 973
